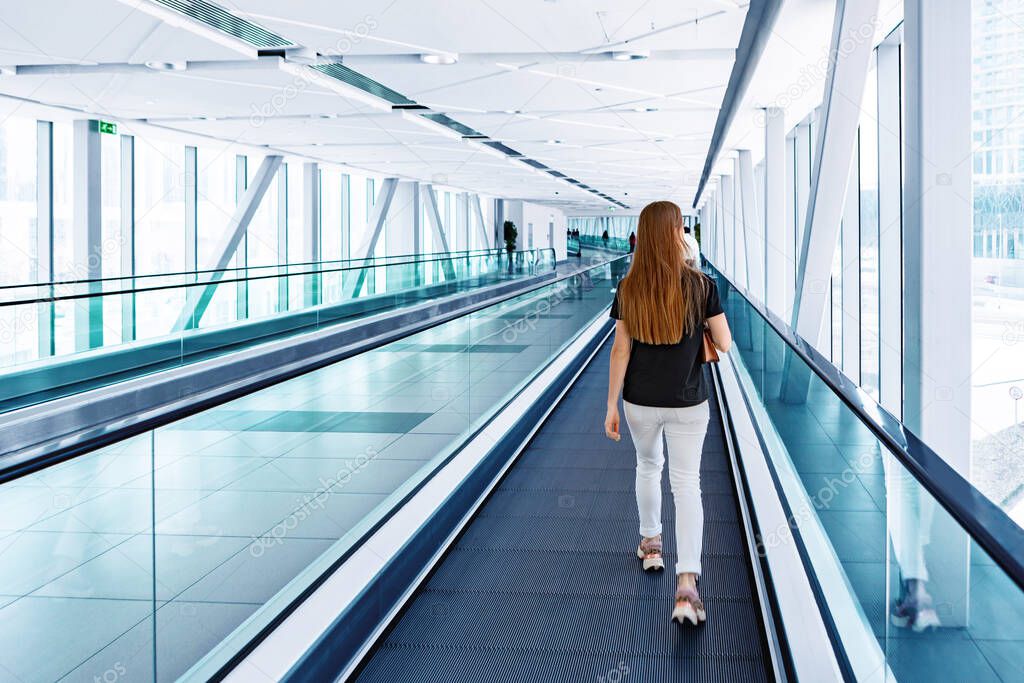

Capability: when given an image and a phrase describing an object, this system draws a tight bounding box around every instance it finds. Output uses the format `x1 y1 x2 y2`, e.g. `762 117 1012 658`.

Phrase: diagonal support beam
789 0 878 341
471 194 490 249
422 184 457 280
781 0 878 402
349 178 398 298
173 155 283 331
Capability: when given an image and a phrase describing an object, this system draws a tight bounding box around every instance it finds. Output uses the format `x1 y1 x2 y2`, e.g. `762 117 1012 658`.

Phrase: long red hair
616 200 706 344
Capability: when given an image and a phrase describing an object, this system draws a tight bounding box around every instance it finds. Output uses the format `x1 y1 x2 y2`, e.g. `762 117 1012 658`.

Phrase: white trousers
623 400 710 576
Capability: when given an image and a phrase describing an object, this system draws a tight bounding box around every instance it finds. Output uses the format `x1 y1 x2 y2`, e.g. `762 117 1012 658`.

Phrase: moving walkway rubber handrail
705 262 1024 591
1 248 555 306
0 247 505 291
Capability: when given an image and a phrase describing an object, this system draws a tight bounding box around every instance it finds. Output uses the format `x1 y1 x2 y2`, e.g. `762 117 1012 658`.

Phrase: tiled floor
0 262 622 683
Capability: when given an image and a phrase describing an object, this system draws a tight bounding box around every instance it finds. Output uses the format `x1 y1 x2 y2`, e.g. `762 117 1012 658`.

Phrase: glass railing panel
0 255 628 682
709 265 1024 682
0 250 554 383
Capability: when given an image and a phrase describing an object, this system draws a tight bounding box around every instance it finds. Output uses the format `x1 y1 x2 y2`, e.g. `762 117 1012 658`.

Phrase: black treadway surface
351 341 775 682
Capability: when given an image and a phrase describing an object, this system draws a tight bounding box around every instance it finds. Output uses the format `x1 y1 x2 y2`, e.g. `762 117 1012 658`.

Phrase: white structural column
276 168 289 311
303 162 321 306
793 122 811 276
738 149 762 301
764 108 788 316
716 180 724 268
173 155 284 330
36 121 54 358
877 38 904 416
73 119 103 351
706 187 717 266
185 146 198 275
456 192 469 251
901 0 972 629
339 174 351 261
731 158 749 290
784 135 797 318
235 156 249 318
720 172 735 279
790 0 879 345
841 140 861 381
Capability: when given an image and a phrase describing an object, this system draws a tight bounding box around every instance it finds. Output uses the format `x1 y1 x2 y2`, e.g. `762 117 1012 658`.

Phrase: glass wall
859 56 881 400
0 115 37 365
0 118 471 367
567 215 638 239
247 160 280 318
198 146 238 323
971 0 1024 523
51 122 74 356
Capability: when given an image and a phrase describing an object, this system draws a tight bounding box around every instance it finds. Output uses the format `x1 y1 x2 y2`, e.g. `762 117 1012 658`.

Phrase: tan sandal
672 586 706 625
636 536 665 572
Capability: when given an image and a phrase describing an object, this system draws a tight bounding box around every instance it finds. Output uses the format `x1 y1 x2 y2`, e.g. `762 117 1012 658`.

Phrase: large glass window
859 63 881 401
970 0 1024 522
198 146 237 322
0 116 38 286
320 167 343 262
348 171 368 256
134 138 186 337
247 160 280 318
0 115 37 365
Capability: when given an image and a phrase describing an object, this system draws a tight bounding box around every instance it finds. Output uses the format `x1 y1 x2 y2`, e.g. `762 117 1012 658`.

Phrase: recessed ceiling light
610 50 650 61
420 53 458 65
545 139 562 145
145 61 186 71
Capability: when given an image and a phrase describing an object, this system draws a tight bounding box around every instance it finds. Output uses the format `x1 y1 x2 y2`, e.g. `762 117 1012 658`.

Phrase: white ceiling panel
0 0 805 211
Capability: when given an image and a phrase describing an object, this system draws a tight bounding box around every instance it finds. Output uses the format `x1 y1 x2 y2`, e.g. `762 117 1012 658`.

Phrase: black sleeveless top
609 275 723 407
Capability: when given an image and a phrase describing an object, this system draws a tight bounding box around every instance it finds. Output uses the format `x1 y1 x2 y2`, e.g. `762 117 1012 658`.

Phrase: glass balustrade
0 255 628 683
709 264 1024 682
0 248 556 412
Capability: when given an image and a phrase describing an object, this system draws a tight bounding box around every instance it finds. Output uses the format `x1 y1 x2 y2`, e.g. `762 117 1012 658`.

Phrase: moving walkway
0 256 1021 682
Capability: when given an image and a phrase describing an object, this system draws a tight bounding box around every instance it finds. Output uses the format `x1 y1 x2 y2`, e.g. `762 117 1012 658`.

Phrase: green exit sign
98 121 117 135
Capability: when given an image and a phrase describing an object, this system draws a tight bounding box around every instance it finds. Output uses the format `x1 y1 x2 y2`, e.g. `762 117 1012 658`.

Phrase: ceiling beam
692 0 783 208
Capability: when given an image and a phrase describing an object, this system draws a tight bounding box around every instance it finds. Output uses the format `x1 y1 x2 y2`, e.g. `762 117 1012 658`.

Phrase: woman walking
604 200 732 625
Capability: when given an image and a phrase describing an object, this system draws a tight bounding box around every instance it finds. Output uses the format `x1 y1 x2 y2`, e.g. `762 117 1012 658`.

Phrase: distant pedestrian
628 231 636 253
683 226 700 267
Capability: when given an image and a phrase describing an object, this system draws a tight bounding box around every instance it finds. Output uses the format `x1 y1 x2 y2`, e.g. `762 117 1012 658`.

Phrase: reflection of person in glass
886 459 941 631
